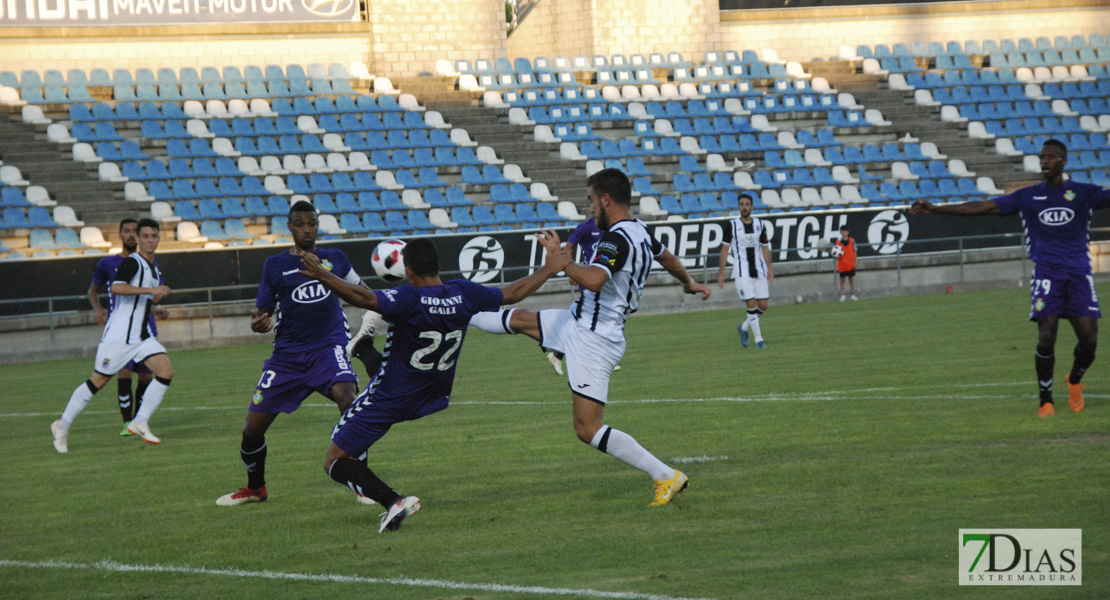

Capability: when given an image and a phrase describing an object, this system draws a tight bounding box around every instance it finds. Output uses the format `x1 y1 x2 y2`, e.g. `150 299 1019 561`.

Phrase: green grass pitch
1 286 1106 599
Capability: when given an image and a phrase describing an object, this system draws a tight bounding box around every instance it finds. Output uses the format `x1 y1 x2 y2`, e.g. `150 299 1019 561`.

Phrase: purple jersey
994 181 1110 274
93 253 161 336
365 280 503 417
256 248 353 354
567 218 602 261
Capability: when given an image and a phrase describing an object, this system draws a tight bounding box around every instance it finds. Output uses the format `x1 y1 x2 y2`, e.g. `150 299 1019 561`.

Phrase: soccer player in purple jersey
911 139 1110 417
88 218 166 433
217 201 372 506
299 233 568 532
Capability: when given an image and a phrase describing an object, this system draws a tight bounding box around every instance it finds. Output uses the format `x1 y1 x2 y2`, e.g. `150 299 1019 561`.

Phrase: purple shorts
1029 266 1102 321
330 387 438 457
123 360 153 375
249 345 358 414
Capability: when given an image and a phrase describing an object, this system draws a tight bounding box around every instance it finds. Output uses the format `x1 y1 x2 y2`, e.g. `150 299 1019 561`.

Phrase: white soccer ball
830 244 844 258
371 239 407 282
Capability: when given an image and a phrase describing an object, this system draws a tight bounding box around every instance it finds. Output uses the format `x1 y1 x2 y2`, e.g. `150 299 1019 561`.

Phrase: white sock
747 311 763 342
60 380 99 429
132 379 170 424
590 425 673 481
468 309 515 334
740 319 750 332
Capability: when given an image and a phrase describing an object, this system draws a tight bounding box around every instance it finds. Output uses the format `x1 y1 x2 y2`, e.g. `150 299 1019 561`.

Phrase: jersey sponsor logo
291 280 332 304
1038 207 1074 226
459 236 505 284
867 210 910 255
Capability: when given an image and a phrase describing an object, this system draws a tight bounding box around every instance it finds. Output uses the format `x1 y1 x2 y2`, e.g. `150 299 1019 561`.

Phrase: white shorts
94 338 166 376
734 277 769 301
537 309 624 405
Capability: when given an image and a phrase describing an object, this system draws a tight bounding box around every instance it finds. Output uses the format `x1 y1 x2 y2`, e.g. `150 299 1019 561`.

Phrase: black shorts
839 269 856 278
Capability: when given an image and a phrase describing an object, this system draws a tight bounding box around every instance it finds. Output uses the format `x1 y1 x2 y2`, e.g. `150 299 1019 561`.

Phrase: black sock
1069 343 1096 384
134 379 149 417
352 337 383 378
117 377 133 422
328 457 402 507
1035 345 1055 405
241 437 267 490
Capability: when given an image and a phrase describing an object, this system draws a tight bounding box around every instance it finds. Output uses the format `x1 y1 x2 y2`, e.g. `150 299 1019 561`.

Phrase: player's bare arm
299 252 380 311
910 198 1000 216
500 229 571 304
763 245 774 283
717 245 729 289
112 281 171 302
88 282 108 325
657 249 711 300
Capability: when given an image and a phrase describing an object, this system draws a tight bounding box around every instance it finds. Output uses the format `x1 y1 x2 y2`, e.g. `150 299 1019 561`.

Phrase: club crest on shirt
1035 298 1045 312
1064 190 1076 202
321 259 334 272
253 389 263 404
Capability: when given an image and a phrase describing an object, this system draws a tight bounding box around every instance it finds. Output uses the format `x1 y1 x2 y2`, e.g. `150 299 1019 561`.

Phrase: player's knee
322 456 336 474
573 419 598 444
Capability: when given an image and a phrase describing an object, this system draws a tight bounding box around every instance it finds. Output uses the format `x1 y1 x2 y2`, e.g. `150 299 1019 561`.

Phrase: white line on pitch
0 559 715 600
6 388 1108 419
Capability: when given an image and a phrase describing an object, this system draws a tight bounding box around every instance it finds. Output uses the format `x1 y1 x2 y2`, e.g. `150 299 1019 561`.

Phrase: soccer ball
371 240 407 282
830 244 844 258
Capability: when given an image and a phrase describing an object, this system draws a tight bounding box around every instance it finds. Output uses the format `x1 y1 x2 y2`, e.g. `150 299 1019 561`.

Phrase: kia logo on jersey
1038 208 1075 226
291 281 332 304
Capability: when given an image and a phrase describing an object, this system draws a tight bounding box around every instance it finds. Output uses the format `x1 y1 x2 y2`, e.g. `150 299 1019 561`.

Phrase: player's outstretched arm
500 229 571 304
657 249 711 300
300 252 380 311
910 198 1000 216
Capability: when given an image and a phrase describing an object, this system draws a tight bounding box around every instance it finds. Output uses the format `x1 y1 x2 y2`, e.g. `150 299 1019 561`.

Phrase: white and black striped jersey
101 254 162 344
722 217 771 280
572 218 663 342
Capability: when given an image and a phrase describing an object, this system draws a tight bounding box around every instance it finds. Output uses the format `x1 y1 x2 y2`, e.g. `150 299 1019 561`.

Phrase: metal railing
0 230 1050 337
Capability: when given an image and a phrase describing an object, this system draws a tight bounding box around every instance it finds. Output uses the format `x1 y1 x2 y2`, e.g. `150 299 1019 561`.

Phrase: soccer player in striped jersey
470 168 711 506
718 192 774 349
299 234 568 532
217 201 371 507
52 219 173 452
911 139 1110 417
87 218 165 433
